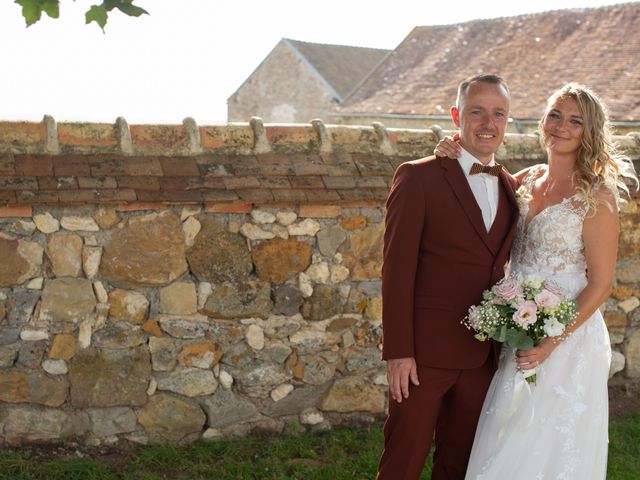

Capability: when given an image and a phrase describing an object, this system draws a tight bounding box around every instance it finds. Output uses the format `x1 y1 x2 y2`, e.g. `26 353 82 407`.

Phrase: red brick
16 191 59 203
256 154 294 176
237 189 274 202
0 122 46 147
291 154 329 176
289 176 324 189
352 154 394 176
78 177 118 189
337 189 374 201
130 125 189 150
58 189 136 203
258 176 291 189
228 155 259 176
136 190 202 203
265 125 317 147
159 156 200 177
0 153 15 175
204 202 252 213
319 153 358 176
58 122 118 147
14 154 53 176
0 206 32 217
117 202 167 212
371 189 391 201
0 191 17 203
305 190 342 202
272 189 307 202
322 176 357 189
88 156 129 176
338 200 381 208
201 190 240 202
0 177 38 190
199 125 253 150
37 177 78 190
356 177 389 188
159 177 225 191
222 176 260 189
117 176 160 191
196 155 235 177
124 157 163 176
299 205 341 218
53 156 91 176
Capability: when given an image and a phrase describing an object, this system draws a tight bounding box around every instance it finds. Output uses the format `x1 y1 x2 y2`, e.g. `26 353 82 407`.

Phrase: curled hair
538 83 638 213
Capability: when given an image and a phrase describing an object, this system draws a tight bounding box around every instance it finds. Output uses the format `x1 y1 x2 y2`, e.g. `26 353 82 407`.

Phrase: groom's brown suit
377 155 519 479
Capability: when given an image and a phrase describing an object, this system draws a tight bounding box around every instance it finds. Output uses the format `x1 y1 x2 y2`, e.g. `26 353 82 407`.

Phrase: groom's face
451 82 510 163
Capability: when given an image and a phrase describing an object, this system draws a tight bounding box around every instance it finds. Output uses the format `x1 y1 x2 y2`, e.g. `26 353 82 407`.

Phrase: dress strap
523 164 546 193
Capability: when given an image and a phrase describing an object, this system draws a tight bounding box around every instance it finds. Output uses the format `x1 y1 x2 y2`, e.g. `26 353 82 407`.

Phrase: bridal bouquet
464 274 578 383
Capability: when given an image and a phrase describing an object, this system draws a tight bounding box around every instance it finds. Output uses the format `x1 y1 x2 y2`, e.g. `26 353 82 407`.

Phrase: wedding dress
465 164 611 480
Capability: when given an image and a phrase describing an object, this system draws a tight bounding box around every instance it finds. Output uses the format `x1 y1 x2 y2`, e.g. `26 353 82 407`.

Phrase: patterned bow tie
469 163 502 176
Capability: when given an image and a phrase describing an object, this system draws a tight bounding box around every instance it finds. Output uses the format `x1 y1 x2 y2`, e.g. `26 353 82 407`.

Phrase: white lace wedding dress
465 165 611 480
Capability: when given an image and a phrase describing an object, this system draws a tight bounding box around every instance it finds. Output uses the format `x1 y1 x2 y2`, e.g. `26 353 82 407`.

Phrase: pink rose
496 277 520 301
535 290 561 309
513 300 538 328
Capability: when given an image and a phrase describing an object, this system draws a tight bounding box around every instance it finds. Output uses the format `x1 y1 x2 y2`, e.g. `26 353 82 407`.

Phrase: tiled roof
339 3 640 121
285 39 390 100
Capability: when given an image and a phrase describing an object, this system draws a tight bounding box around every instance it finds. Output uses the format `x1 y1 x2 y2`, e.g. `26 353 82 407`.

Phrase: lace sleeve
522 164 547 193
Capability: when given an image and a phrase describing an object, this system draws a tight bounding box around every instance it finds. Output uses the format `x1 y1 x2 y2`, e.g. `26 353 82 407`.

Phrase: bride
435 83 636 479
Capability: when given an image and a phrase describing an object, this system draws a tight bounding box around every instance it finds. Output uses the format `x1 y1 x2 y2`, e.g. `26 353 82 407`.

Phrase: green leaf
85 5 108 31
505 328 534 350
115 2 148 17
15 0 43 26
101 0 148 16
15 0 59 26
492 324 507 343
40 0 59 18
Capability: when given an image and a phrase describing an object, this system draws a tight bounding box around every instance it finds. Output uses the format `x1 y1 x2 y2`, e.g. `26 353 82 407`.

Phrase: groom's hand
387 357 419 403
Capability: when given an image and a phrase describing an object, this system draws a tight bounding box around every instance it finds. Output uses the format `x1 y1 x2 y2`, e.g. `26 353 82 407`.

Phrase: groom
377 74 519 479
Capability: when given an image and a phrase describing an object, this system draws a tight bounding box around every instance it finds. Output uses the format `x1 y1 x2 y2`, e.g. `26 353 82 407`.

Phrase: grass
0 413 637 479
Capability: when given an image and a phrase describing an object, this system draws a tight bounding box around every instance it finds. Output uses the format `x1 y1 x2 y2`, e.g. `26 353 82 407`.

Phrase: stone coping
0 117 638 211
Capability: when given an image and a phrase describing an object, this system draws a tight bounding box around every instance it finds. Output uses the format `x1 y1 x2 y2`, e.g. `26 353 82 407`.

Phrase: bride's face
541 97 584 155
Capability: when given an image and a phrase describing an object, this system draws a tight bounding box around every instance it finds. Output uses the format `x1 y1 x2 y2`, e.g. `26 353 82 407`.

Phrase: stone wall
0 118 639 445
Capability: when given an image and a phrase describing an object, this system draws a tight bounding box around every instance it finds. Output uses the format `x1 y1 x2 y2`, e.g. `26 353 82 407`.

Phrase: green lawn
0 413 638 479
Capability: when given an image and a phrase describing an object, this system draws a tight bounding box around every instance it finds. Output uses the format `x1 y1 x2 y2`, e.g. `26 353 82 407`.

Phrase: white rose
524 274 545 290
543 317 565 337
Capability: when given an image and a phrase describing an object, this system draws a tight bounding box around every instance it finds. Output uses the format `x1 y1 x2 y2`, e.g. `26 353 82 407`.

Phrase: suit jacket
381 155 519 369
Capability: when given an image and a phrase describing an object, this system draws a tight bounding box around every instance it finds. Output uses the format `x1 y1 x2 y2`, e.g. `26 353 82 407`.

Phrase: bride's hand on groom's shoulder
434 133 461 158
386 357 420 403
514 337 557 371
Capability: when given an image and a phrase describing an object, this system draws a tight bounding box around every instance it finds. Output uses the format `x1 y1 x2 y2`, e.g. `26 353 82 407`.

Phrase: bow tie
469 162 502 176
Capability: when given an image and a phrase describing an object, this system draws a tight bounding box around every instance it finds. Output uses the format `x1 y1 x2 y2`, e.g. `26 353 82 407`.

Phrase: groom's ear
451 106 461 128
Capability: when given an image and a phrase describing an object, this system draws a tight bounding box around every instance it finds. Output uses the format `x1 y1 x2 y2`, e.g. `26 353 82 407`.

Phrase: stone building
227 38 390 124
0 117 638 444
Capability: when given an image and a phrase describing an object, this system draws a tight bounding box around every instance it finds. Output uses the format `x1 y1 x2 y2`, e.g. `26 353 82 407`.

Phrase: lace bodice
509 164 589 280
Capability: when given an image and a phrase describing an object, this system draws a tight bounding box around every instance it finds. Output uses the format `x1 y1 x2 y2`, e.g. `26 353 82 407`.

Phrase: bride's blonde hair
538 83 637 212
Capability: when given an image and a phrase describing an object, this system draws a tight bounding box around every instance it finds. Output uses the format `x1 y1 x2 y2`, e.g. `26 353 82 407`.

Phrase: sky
0 0 631 124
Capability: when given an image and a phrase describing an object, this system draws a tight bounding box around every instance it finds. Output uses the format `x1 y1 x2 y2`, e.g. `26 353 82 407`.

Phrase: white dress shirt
457 148 500 231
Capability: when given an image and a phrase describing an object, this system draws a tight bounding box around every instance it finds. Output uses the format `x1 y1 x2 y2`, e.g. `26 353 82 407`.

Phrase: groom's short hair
456 74 510 109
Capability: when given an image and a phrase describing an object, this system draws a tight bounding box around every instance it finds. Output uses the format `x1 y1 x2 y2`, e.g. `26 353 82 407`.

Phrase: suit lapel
440 157 494 253
498 167 518 211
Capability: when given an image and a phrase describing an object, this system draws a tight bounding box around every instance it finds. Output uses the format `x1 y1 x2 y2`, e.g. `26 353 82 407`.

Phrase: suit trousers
376 358 494 480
